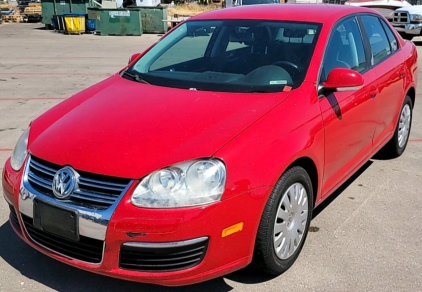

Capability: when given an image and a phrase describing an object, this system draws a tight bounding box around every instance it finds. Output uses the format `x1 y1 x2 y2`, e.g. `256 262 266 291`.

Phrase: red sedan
2 4 417 286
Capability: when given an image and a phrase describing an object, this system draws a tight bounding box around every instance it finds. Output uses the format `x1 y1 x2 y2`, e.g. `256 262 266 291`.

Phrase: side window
225 27 251 52
380 19 398 52
361 15 392 65
322 17 367 81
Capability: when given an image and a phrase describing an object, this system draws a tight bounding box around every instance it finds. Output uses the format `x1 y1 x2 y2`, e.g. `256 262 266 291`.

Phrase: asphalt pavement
0 23 421 292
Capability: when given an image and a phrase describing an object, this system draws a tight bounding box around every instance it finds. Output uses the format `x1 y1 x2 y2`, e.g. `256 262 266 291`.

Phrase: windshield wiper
122 70 150 85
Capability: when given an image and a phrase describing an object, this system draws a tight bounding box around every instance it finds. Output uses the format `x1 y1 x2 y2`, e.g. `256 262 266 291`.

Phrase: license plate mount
33 199 79 241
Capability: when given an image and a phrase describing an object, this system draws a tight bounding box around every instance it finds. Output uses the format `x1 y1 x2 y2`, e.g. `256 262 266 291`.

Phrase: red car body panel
2 4 417 286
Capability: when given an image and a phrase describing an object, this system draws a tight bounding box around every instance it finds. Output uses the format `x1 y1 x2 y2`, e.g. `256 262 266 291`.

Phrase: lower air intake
120 237 208 272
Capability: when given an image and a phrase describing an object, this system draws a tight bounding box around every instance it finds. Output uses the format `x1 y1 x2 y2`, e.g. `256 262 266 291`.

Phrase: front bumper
2 156 270 286
392 22 422 35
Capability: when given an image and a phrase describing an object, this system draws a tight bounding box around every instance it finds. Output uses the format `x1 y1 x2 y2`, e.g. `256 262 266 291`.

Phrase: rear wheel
253 166 313 275
382 95 413 158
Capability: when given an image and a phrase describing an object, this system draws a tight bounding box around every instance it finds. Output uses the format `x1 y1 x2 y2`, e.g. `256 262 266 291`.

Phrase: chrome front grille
26 155 132 209
393 12 409 24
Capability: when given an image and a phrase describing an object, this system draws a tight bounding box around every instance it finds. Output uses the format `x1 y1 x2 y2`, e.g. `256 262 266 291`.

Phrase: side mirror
128 53 141 65
323 68 364 92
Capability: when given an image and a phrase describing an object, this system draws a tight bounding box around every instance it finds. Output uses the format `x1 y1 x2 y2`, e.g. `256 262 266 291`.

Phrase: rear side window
361 15 392 65
380 19 398 52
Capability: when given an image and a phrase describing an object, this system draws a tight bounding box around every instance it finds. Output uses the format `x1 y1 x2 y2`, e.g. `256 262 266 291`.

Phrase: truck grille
120 237 208 272
22 214 104 263
26 155 131 209
393 12 409 24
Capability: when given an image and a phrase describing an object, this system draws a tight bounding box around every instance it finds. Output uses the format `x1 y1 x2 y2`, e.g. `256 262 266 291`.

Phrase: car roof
191 4 377 23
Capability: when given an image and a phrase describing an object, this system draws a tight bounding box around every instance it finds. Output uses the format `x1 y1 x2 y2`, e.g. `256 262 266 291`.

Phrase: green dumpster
41 0 98 28
71 0 92 14
55 0 72 15
100 9 142 36
41 0 58 27
137 6 167 34
87 7 101 32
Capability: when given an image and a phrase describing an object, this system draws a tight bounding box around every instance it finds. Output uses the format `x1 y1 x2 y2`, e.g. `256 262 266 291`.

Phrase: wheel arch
406 87 415 108
287 156 319 209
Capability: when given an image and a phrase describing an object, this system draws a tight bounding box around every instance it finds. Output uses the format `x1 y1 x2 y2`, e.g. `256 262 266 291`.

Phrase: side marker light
222 222 244 238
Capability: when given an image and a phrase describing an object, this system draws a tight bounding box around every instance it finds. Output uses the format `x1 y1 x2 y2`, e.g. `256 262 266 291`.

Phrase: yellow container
64 14 85 34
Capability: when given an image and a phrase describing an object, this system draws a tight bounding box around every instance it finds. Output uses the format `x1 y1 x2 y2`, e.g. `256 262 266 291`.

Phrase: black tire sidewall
400 33 414 41
392 96 413 156
254 166 313 274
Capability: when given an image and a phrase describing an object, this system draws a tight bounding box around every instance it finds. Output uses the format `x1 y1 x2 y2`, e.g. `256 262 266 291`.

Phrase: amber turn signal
222 222 244 238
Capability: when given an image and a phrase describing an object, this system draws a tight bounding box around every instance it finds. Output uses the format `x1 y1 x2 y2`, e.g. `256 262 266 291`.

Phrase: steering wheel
272 61 298 70
272 61 300 81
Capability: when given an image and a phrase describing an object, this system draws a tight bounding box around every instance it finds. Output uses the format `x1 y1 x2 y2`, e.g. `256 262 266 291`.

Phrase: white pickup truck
392 6 422 40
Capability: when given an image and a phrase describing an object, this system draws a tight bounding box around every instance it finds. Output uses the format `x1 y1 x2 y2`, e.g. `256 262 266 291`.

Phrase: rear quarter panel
402 40 418 102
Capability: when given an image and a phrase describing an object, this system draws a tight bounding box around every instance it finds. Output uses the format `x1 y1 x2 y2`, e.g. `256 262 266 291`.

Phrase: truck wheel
400 33 413 41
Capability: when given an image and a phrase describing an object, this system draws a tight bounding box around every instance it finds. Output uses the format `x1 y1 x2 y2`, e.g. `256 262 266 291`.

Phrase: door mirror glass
323 68 364 92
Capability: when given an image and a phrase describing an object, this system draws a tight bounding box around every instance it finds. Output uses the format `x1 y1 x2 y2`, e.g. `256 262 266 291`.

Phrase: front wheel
253 166 313 275
381 95 413 158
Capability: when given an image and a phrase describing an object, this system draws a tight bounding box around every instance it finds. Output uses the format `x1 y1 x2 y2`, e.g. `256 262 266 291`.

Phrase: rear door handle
399 70 405 78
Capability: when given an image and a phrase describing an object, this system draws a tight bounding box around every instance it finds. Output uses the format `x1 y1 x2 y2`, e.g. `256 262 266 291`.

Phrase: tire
253 166 313 275
400 33 414 41
381 95 413 158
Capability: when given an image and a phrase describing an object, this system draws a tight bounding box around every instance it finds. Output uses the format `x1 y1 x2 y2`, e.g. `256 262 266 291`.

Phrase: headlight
131 159 226 208
10 127 30 171
410 14 422 21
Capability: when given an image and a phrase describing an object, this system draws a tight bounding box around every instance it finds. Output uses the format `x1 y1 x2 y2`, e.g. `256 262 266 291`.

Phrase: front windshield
130 20 322 93
241 0 280 5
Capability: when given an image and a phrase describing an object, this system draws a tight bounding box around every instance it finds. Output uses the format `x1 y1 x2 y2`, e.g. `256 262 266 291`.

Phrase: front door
319 16 378 198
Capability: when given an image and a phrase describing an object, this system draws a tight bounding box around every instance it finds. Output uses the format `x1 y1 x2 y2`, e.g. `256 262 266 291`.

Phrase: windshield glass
241 0 280 5
130 20 322 93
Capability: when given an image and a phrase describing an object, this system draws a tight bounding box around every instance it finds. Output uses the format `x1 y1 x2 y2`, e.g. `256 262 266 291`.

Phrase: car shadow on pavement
0 222 234 292
33 26 47 30
312 160 373 219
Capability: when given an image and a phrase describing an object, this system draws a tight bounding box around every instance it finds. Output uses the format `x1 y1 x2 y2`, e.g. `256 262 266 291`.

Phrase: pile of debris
1 4 23 23
22 2 42 22
0 2 42 23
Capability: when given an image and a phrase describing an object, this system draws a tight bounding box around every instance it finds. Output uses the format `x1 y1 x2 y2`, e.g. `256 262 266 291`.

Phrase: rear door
319 16 379 198
360 15 406 148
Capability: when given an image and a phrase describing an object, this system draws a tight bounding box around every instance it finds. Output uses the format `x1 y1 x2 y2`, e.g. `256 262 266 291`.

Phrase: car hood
29 75 290 179
396 5 422 14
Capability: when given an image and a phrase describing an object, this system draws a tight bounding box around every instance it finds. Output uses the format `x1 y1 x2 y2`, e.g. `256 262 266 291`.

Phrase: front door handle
369 89 378 98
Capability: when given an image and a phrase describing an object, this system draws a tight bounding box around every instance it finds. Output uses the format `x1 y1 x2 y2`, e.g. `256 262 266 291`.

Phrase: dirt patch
167 3 221 17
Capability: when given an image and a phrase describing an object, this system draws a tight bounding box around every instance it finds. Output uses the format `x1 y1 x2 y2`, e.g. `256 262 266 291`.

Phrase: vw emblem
52 167 77 199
